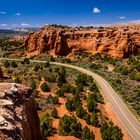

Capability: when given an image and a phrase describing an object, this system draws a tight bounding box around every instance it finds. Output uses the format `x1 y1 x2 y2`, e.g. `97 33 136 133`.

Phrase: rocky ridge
22 25 140 58
0 83 41 140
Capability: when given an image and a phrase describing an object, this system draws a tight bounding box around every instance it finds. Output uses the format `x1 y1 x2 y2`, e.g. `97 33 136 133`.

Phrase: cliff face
23 26 140 58
0 83 41 140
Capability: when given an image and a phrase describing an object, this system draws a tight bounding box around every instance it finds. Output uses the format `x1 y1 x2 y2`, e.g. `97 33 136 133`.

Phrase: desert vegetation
0 59 123 140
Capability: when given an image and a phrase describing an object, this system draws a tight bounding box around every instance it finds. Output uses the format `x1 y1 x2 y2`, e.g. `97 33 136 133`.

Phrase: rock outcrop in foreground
23 25 140 58
0 83 41 140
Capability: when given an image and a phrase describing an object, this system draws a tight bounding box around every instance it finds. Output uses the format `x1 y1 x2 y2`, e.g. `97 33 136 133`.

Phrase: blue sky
0 0 140 28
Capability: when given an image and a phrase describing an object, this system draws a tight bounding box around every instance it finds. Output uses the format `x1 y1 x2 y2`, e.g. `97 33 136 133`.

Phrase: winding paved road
0 58 140 140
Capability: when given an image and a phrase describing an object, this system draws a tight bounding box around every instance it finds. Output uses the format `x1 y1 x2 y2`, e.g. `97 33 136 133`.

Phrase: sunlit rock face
0 83 42 140
22 25 140 58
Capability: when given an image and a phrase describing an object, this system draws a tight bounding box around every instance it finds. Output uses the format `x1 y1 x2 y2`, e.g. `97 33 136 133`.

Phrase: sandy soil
107 64 115 72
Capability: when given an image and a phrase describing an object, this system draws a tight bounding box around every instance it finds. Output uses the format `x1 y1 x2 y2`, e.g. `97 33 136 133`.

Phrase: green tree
90 113 99 127
57 67 67 86
65 99 73 111
14 76 21 83
4 60 10 67
82 126 90 140
76 105 86 119
24 58 30 64
11 61 17 68
41 82 50 92
41 113 53 137
51 108 58 118
59 115 82 138
86 96 96 112
33 65 40 72
85 114 91 125
31 80 36 90
44 61 50 67
100 122 123 140
56 89 64 97
82 126 95 140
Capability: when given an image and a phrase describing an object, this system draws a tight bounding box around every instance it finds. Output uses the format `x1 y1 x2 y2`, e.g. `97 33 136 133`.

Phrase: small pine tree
24 58 30 64
85 114 91 125
41 82 50 92
4 60 10 67
82 126 90 140
31 80 36 90
65 99 73 111
11 61 17 68
76 105 86 119
51 108 58 118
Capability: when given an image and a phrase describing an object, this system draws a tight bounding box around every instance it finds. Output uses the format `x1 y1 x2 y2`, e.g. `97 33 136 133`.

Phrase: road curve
0 58 140 140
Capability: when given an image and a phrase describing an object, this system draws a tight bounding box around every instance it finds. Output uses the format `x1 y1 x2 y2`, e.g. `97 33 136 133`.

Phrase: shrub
56 89 64 97
76 105 86 119
65 99 73 111
51 108 58 118
90 113 99 127
41 82 50 92
44 62 50 67
24 58 30 64
41 113 53 137
30 80 36 90
60 84 76 94
129 73 140 81
11 61 17 68
89 82 98 92
86 94 96 112
14 76 21 83
57 67 67 85
100 122 123 140
59 115 82 138
33 65 40 72
82 126 95 140
4 60 10 67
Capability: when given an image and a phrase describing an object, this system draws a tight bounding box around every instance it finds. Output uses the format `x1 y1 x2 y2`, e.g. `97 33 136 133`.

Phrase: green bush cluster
100 122 123 140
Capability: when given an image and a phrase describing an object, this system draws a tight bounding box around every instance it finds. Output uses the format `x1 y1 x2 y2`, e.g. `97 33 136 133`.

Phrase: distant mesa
22 25 140 58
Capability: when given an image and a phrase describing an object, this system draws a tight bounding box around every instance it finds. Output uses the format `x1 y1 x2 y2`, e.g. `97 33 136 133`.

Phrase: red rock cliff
0 83 42 140
23 25 140 58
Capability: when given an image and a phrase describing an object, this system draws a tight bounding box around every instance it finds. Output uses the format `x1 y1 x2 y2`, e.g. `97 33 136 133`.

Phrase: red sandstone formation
22 25 140 58
0 83 42 140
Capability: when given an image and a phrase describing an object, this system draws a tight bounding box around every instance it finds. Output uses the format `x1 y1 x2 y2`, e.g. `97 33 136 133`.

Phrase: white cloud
0 24 7 26
0 11 6 14
119 16 126 19
16 13 21 16
93 7 101 14
21 23 30 26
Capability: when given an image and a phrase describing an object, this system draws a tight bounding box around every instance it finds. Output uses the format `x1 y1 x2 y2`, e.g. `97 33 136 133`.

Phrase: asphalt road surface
0 58 140 140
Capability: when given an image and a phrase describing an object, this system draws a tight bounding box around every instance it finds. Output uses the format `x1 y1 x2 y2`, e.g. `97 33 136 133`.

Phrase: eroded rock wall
0 83 41 140
23 26 140 58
